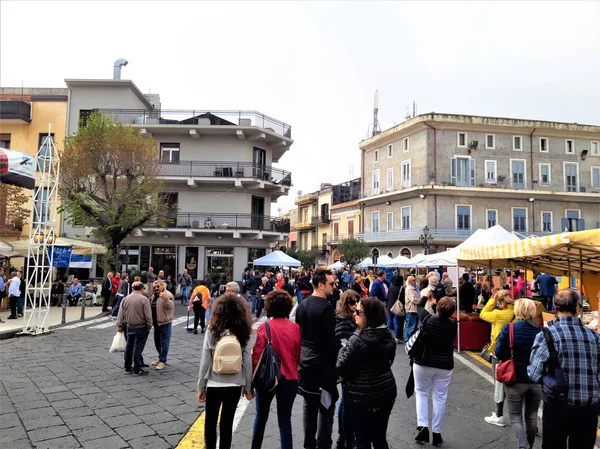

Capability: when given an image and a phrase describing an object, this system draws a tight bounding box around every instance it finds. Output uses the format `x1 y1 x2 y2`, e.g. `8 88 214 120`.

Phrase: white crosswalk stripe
59 316 109 329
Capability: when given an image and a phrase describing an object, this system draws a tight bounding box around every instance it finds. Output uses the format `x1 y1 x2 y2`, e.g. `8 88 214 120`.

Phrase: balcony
295 220 317 231
0 101 32 122
100 109 291 138
311 215 331 225
295 192 318 206
357 228 473 244
324 234 354 245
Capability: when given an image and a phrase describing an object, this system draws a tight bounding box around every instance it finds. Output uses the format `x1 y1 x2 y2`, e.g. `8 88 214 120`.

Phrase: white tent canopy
356 257 373 268
252 250 302 267
385 254 413 268
357 255 394 269
327 261 345 270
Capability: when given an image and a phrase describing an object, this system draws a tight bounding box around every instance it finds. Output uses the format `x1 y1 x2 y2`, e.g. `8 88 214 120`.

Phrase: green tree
337 238 370 267
59 112 171 271
285 248 320 269
0 184 30 235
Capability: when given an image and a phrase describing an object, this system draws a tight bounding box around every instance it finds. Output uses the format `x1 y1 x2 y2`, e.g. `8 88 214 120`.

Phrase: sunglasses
354 309 362 316
327 282 336 287
348 299 357 306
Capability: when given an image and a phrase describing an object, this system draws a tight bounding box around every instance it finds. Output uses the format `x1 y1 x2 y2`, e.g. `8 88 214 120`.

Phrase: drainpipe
360 148 365 234
529 128 536 190
424 123 438 230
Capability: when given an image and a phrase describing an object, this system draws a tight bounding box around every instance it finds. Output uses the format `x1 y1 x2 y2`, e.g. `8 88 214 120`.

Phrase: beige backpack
212 331 242 374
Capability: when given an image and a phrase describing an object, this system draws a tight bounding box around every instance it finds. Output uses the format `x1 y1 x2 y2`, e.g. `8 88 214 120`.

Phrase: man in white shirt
7 272 21 320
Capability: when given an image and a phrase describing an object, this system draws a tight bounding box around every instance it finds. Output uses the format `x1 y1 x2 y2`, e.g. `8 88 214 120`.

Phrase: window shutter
577 219 585 231
470 159 476 186
561 218 569 232
451 158 456 184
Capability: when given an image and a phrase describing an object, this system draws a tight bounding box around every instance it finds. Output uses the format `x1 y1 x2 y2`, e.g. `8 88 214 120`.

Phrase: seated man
67 278 83 306
51 280 64 306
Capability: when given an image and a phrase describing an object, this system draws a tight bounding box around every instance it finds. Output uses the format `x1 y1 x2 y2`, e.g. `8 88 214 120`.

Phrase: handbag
541 327 568 404
405 314 431 358
480 342 493 364
252 321 282 393
391 287 406 317
496 323 517 384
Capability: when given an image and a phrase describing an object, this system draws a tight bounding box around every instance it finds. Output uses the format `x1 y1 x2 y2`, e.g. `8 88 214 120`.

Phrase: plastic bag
109 331 126 353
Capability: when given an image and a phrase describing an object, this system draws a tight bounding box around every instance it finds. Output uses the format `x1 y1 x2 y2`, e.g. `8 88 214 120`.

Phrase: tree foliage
0 184 30 235
337 238 370 267
285 248 320 269
59 112 170 270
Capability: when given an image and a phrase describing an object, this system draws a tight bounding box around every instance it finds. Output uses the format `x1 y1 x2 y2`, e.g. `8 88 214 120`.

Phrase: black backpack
541 328 568 404
433 282 446 300
218 283 227 296
252 321 282 393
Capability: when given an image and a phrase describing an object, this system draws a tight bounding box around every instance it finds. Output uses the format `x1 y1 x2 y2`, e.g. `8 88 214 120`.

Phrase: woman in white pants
412 294 457 446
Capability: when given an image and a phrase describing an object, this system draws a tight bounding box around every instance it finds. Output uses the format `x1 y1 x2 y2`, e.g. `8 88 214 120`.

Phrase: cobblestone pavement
1 305 598 448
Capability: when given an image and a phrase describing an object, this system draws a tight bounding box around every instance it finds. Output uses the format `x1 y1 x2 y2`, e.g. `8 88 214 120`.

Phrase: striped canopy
457 229 600 275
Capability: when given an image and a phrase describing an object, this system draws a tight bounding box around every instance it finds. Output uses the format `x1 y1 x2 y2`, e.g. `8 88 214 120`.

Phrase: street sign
0 147 36 189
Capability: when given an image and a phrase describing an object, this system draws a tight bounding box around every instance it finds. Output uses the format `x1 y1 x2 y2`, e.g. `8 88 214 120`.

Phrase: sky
2 1 599 215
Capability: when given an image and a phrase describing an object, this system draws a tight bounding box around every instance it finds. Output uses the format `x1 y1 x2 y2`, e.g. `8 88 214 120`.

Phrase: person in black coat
337 297 397 449
459 273 476 313
412 295 458 446
351 274 368 299
386 274 405 344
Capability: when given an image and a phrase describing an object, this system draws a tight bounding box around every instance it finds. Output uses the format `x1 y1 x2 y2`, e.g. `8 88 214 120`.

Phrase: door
372 170 380 195
253 147 267 180
159 193 178 226
347 220 354 239
251 196 265 230
564 163 578 192
452 157 473 186
511 160 525 189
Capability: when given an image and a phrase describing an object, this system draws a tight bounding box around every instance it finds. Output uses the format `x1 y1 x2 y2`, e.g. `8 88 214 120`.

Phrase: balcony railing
360 181 415 198
357 228 473 242
100 109 291 138
144 212 289 233
311 215 331 225
324 234 355 245
0 101 31 122
296 192 318 205
158 161 291 185
295 220 317 230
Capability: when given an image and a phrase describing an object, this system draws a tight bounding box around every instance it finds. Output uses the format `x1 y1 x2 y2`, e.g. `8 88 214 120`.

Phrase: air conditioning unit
197 118 210 125
579 186 586 192
192 220 199 228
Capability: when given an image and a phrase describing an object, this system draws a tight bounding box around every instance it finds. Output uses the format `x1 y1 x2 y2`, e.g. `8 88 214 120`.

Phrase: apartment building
62 78 293 281
358 113 600 259
0 88 68 242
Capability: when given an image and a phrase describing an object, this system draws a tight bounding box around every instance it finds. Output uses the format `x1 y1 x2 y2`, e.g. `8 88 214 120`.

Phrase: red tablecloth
453 320 489 351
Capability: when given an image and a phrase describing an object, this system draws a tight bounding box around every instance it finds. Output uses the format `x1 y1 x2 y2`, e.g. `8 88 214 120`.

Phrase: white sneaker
484 413 506 427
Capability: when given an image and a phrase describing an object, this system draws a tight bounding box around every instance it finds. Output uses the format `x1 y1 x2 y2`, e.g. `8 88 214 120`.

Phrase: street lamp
419 225 434 255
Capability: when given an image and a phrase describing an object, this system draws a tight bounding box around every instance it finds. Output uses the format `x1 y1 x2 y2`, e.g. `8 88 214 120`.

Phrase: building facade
358 113 600 259
62 78 293 281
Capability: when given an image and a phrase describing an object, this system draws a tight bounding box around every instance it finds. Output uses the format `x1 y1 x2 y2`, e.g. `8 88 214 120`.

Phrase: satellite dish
277 207 282 212
297 190 303 196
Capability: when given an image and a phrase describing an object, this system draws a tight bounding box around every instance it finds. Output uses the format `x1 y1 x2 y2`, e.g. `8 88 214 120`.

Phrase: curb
0 311 112 340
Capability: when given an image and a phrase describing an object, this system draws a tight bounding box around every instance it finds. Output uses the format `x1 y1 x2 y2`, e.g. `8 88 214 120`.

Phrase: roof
65 79 153 109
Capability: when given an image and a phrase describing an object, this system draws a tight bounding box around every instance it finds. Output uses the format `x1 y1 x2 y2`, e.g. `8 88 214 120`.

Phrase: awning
457 229 600 275
8 237 107 255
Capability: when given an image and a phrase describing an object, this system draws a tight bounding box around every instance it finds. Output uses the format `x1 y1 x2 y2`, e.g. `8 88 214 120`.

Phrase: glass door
253 147 267 180
251 196 265 230
564 163 578 192
511 160 525 189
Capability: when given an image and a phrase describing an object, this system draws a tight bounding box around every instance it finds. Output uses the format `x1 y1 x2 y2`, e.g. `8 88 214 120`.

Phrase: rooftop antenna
372 90 381 137
404 105 411 120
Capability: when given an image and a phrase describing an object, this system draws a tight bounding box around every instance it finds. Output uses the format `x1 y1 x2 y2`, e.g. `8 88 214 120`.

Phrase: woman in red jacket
251 290 301 449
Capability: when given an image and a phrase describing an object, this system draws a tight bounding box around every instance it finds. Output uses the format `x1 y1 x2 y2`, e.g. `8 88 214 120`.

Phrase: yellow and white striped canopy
457 229 600 275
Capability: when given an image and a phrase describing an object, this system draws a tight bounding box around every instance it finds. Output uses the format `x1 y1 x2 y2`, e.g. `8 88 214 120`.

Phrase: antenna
372 90 381 137
404 105 411 120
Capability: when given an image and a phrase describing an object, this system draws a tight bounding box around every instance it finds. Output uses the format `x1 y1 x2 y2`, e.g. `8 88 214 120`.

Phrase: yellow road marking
464 350 493 369
176 410 205 449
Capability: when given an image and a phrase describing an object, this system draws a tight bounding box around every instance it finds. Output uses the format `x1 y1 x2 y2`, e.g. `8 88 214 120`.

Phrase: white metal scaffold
21 125 60 335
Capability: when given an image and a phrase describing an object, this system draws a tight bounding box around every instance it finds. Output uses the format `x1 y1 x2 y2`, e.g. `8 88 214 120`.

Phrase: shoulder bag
405 314 431 358
541 327 568 404
391 287 406 317
495 323 516 384
252 321 282 393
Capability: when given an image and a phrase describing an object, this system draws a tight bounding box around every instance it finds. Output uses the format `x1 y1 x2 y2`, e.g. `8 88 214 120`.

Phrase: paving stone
111 389 143 400
152 395 184 407
141 388 173 399
137 411 178 426
56 406 95 419
27 425 72 443
102 412 143 428
64 415 105 430
40 385 70 394
0 425 28 443
128 435 171 449
34 435 81 449
23 414 65 431
51 398 86 410
14 399 51 411
115 423 155 441
131 403 165 416
10 392 46 404
82 434 129 449
44 391 78 402
71 386 103 396
0 413 22 429
122 395 153 407
163 403 198 416
164 433 185 447
95 405 130 419
151 420 190 436
71 423 116 442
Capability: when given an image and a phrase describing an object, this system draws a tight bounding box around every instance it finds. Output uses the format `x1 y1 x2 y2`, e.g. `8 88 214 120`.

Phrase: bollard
80 295 86 321
61 295 67 324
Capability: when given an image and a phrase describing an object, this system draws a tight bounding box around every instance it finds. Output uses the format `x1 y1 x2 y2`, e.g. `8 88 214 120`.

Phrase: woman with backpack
250 290 301 449
197 294 253 449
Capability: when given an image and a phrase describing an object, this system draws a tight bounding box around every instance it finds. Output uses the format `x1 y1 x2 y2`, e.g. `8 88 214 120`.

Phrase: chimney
113 58 128 80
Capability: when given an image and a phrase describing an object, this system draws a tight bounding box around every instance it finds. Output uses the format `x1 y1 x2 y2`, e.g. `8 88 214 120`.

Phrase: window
372 211 380 233
563 210 584 232
542 212 552 233
387 144 393 158
486 134 495 149
333 221 340 238
386 167 394 191
592 167 600 188
510 159 526 189
565 139 574 154
374 150 379 163
539 137 549 153
160 143 180 163
387 251 394 258
0 133 10 149
486 209 497 228
401 160 411 187
33 187 50 224
451 157 475 186
403 137 409 152
563 162 579 192
512 208 527 232
78 109 96 127
592 141 599 156
513 136 522 151
401 247 412 257
372 169 380 195
456 205 471 230
387 212 393 231
37 133 54 172
539 163 551 185
401 206 411 230
347 219 354 238
485 160 497 183
457 132 467 148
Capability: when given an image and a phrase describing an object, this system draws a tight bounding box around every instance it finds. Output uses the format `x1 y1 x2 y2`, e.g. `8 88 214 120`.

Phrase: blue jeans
255 296 264 319
125 327 149 373
337 387 354 446
296 290 302 304
387 313 405 342
111 294 124 317
252 378 298 449
249 294 257 314
158 323 172 363
405 312 419 343
180 285 190 304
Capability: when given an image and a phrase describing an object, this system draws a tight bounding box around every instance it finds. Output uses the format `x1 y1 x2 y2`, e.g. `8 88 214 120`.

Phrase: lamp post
419 226 434 255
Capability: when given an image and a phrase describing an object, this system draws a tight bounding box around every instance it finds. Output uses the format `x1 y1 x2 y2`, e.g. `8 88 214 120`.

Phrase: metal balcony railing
360 181 415 198
158 161 291 185
357 228 473 242
0 100 31 122
323 234 354 245
296 192 318 205
311 215 331 225
144 212 290 233
100 109 291 138
295 220 316 230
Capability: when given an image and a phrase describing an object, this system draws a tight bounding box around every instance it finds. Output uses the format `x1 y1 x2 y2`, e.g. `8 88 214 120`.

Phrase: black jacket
386 275 404 311
296 295 338 396
459 281 476 313
413 296 457 370
247 275 262 295
335 313 357 345
101 277 112 298
495 320 542 384
336 327 397 406
351 281 365 297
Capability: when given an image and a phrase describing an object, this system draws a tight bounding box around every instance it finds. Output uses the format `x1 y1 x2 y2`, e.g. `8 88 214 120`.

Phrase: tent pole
579 249 584 318
456 263 461 353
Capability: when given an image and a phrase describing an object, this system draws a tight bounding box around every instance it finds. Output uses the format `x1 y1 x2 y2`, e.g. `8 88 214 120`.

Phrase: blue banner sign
52 246 72 268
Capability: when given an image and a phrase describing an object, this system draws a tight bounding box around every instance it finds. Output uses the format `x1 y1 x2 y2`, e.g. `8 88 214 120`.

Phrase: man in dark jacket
535 272 558 310
459 273 476 313
101 272 113 312
246 270 262 314
296 268 338 449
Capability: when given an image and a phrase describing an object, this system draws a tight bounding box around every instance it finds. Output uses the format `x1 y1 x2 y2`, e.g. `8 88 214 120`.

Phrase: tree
337 238 370 267
285 248 320 269
59 112 171 270
0 184 30 235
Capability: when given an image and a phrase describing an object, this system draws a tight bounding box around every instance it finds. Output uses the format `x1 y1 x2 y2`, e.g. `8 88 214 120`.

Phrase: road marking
171 316 191 327
175 408 206 449
453 352 495 385
464 350 493 369
232 397 250 433
58 316 109 329
89 321 116 329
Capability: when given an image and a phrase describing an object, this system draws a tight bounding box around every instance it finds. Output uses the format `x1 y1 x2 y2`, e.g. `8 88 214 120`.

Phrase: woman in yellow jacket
479 289 514 427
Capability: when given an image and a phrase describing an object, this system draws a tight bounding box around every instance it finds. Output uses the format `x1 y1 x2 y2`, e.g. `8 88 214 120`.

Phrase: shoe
201 328 205 334
124 368 132 374
395 338 401 344
133 369 149 376
141 363 149 368
17 314 23 317
151 360 160 366
7 316 17 320
193 330 198 335
484 413 506 427
415 426 429 444
155 362 166 370
432 433 443 446
335 437 345 449
0 319 5 323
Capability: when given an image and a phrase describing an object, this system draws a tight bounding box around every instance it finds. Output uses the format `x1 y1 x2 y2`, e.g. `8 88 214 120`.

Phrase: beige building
358 113 600 259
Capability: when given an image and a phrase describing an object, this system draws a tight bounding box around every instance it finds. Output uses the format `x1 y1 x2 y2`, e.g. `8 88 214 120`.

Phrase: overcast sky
2 1 599 214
